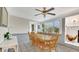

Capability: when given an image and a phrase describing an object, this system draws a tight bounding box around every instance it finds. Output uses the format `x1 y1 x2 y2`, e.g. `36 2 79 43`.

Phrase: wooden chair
37 38 45 49
49 34 59 51
28 32 36 46
41 34 59 52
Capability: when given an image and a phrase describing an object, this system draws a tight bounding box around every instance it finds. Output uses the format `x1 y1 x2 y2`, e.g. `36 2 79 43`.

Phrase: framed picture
1 7 8 27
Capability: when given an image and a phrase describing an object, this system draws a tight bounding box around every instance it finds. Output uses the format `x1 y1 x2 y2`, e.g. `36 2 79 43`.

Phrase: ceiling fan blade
47 13 56 15
35 9 42 12
46 8 54 12
35 13 42 16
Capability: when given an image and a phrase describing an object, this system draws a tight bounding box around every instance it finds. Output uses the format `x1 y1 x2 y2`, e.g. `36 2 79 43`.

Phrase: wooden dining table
28 32 61 51
37 34 52 40
36 33 60 40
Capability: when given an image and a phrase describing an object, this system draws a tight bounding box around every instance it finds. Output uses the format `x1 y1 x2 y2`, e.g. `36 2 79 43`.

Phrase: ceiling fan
35 7 56 18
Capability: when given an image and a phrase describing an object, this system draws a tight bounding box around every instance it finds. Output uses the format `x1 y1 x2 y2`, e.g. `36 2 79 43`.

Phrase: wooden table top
37 34 60 40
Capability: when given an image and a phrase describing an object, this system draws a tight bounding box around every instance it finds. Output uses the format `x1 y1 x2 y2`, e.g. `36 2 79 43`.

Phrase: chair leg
55 45 58 52
55 48 56 52
49 49 51 52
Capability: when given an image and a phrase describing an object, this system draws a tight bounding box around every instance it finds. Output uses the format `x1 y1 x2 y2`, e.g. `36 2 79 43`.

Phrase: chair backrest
49 34 59 49
28 32 36 40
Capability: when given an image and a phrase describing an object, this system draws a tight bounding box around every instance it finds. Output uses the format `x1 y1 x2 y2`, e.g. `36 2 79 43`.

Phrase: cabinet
0 7 8 27
0 36 18 52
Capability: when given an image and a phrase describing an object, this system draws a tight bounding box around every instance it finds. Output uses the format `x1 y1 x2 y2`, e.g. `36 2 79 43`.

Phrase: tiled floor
57 44 79 52
14 34 78 52
0 34 75 52
18 40 79 52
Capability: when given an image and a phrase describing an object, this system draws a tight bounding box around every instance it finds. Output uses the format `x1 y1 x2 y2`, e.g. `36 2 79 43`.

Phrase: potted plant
54 27 59 33
4 32 11 40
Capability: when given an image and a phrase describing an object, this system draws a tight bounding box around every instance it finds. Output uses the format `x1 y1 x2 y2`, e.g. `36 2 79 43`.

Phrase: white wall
65 15 79 26
0 27 8 43
8 15 30 34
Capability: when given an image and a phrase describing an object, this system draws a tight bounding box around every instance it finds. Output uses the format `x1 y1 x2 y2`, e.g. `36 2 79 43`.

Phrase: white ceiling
6 7 79 22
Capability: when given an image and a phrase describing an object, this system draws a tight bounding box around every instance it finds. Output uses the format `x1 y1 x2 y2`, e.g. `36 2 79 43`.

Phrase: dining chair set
28 32 59 52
